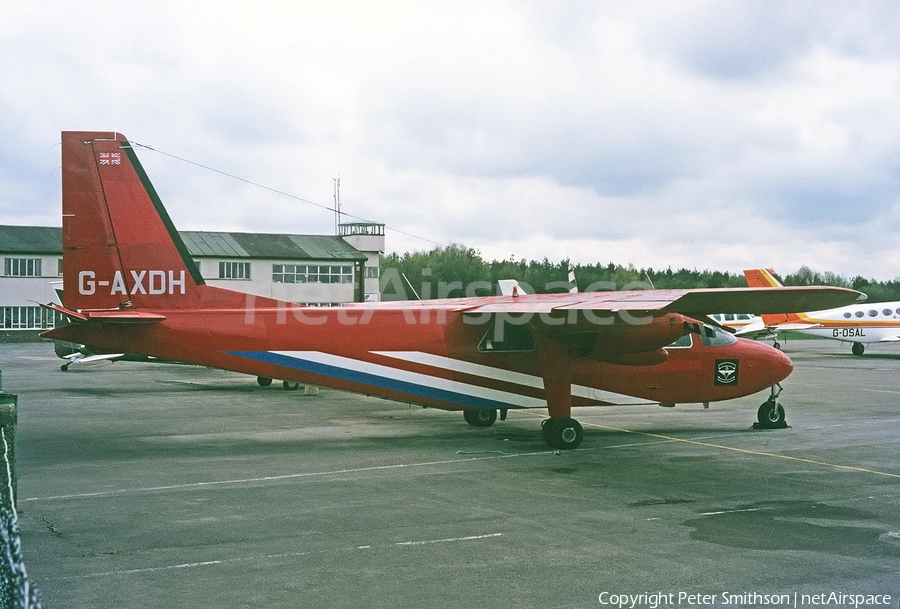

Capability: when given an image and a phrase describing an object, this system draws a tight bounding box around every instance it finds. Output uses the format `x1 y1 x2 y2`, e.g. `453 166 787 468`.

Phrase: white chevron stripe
271 351 547 408
371 351 652 406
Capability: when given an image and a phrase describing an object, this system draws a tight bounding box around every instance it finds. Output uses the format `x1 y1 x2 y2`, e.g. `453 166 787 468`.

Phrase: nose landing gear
755 383 787 429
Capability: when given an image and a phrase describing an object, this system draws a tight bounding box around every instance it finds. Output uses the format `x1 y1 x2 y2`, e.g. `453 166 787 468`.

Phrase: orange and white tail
62 131 206 311
743 268 801 325
743 268 784 289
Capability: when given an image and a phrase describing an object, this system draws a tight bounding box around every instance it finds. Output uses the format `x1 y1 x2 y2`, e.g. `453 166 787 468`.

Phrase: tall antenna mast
333 176 341 235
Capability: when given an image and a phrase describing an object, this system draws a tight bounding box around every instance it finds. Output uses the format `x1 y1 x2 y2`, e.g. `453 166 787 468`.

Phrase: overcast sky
3 1 900 279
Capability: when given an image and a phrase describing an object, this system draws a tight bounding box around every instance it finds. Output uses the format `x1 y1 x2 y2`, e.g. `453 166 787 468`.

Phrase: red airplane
42 131 863 449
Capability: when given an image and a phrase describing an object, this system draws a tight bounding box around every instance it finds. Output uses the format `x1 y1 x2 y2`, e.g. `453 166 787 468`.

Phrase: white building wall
196 258 356 305
0 255 63 331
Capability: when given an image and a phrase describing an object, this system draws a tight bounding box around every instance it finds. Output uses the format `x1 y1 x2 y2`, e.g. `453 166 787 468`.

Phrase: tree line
380 243 900 303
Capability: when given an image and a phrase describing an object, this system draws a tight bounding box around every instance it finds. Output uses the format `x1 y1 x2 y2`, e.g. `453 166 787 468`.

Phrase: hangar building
0 222 384 341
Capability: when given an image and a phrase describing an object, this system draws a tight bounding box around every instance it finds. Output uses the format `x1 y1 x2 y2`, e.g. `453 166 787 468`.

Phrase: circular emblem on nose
715 359 738 385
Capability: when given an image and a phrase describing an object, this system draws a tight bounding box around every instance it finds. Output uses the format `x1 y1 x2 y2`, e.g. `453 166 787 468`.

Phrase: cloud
3 1 900 279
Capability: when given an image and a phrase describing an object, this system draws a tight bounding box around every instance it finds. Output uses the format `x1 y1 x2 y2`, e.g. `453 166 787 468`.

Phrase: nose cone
749 341 794 388
772 347 794 382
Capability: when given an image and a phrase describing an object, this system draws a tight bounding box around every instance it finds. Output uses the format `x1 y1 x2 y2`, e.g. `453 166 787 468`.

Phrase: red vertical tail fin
62 131 205 311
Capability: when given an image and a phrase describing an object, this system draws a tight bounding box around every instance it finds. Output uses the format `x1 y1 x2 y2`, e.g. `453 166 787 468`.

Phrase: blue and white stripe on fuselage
225 350 652 410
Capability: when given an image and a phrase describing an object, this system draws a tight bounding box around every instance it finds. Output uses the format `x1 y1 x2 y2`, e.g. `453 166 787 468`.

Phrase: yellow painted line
515 410 900 479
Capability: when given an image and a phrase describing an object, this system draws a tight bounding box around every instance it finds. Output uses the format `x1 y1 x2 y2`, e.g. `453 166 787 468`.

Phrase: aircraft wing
457 286 863 316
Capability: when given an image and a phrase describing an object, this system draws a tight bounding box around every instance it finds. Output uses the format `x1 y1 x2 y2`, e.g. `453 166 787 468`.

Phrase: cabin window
883 308 892 316
855 311 865 318
844 312 852 318
477 319 535 352
868 310 878 317
736 314 751 321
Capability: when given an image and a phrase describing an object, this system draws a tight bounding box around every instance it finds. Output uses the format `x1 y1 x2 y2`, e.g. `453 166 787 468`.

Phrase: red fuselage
48 300 793 412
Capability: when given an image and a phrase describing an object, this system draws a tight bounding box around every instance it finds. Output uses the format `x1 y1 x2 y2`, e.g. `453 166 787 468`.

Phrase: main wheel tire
283 380 300 391
463 408 497 427
541 418 554 445
852 342 865 356
757 400 786 428
257 376 273 387
548 418 584 450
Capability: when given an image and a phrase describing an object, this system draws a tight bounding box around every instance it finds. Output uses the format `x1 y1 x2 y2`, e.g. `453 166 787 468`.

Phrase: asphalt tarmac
1 340 898 608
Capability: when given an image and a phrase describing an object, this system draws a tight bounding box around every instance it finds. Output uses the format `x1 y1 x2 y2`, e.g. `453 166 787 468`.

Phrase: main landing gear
541 417 584 450
463 408 499 427
256 376 301 390
461 334 587 450
461 408 584 450
852 342 865 356
756 383 787 429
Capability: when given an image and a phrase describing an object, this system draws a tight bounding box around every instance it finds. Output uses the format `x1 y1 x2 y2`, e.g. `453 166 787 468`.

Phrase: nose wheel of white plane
852 342 865 356
756 383 787 429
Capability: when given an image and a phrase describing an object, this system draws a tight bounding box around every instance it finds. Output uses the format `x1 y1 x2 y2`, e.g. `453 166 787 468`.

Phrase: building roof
0 225 369 262
0 226 63 254
180 232 367 261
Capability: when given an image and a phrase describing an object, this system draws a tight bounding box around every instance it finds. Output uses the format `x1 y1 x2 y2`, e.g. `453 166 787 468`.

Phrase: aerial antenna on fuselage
401 273 422 300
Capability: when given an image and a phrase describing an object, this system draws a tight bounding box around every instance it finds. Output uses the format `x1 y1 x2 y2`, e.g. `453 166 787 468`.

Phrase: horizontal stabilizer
39 301 88 322
85 311 167 323
766 322 820 331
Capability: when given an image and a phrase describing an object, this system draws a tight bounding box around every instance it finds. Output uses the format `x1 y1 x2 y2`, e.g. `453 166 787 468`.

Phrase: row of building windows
272 264 354 284
0 306 55 330
219 261 251 280
4 257 378 283
3 258 64 277
216 262 370 284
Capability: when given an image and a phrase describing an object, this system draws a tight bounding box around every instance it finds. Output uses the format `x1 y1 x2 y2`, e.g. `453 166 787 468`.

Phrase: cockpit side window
667 334 693 348
700 325 737 346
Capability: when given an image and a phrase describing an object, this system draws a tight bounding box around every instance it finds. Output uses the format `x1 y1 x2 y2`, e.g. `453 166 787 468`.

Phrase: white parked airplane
744 268 895 355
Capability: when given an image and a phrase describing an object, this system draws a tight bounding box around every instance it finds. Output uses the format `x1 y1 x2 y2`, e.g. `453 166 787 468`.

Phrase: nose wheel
755 383 787 429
